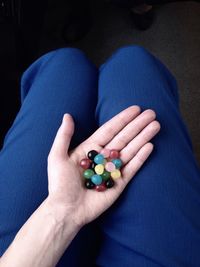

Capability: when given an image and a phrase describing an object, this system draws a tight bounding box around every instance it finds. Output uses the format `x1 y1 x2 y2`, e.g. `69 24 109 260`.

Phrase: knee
47 47 86 59
41 47 92 69
26 47 96 79
100 45 155 72
21 47 97 101
116 45 152 58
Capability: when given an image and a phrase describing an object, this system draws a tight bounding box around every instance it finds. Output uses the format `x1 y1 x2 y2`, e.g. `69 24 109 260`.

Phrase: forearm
0 197 80 267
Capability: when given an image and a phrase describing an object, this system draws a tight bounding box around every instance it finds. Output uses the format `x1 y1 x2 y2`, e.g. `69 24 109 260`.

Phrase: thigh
95 46 200 267
0 48 99 266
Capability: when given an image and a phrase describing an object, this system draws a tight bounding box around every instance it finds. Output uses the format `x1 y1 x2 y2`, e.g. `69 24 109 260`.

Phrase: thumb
49 114 75 159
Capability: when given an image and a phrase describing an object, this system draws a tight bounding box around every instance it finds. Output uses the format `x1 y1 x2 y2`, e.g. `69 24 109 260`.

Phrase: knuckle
135 153 145 164
107 125 115 135
142 121 160 140
117 135 127 147
118 113 127 125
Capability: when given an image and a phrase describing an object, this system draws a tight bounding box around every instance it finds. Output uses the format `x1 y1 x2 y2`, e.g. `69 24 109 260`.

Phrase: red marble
80 158 91 169
95 184 107 192
110 150 120 159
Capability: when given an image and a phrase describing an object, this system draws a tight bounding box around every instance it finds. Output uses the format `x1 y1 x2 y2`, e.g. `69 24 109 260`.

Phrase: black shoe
130 7 154 31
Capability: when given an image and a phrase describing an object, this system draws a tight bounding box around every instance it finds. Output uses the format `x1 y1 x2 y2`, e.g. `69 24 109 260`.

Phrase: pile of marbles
80 149 123 192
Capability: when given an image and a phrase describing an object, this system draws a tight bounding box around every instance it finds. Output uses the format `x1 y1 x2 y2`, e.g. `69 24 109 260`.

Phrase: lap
1 45 200 267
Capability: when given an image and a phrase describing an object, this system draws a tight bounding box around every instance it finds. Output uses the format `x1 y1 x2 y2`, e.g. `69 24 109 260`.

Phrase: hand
47 106 160 228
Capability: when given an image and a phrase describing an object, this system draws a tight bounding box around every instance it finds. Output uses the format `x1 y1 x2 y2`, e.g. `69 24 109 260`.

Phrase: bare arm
0 197 80 267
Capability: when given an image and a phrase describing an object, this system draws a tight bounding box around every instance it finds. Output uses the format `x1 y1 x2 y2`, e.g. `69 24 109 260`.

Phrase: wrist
1 197 81 267
44 195 82 233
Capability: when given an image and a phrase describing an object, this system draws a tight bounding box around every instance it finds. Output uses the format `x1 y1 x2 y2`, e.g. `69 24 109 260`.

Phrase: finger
87 106 141 146
120 120 160 164
49 114 74 159
121 142 154 185
104 109 156 151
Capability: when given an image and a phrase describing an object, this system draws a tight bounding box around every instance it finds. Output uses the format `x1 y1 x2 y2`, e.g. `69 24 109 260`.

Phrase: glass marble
91 174 102 185
101 170 110 181
111 169 121 179
95 164 104 175
105 178 115 188
112 158 123 169
105 162 116 172
95 184 106 192
110 150 119 159
80 158 91 169
83 169 94 179
87 150 98 160
90 162 97 170
94 154 104 164
85 180 95 189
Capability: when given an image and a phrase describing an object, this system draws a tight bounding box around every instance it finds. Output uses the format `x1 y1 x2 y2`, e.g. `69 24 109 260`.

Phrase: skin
0 106 160 267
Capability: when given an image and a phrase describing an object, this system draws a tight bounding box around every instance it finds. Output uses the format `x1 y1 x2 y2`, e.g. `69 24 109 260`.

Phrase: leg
95 46 200 267
0 48 99 266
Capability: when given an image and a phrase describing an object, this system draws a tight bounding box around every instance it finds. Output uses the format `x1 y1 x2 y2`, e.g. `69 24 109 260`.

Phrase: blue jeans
1 46 200 267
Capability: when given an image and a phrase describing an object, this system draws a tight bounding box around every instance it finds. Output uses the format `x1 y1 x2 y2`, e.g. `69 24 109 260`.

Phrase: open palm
47 106 160 227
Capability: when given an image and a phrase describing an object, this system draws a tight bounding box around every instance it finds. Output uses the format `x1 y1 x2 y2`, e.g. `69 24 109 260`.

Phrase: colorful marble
101 170 110 181
90 161 97 170
95 164 104 175
105 178 115 188
112 158 123 169
110 149 119 159
94 154 104 164
83 169 94 179
80 158 91 169
91 174 102 185
111 169 121 179
85 180 95 189
80 149 122 191
87 150 98 160
95 184 106 192
105 162 116 172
